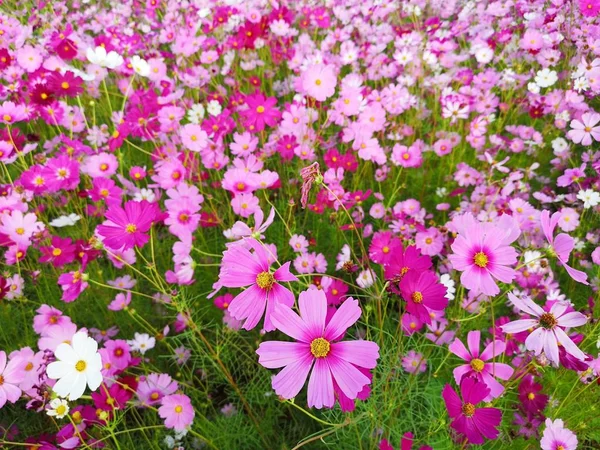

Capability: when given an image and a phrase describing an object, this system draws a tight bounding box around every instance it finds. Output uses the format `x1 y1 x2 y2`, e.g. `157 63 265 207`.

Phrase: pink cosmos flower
540 210 588 284
180 124 208 152
58 269 89 303
401 350 427 374
540 418 578 450
442 377 502 445
256 289 379 409
500 293 587 366
158 393 195 431
215 238 297 331
448 213 520 296
449 330 514 400
0 351 25 408
566 111 600 145
97 200 163 250
399 270 448 325
302 64 337 102
137 373 178 406
33 305 71 335
0 210 45 247
108 292 131 311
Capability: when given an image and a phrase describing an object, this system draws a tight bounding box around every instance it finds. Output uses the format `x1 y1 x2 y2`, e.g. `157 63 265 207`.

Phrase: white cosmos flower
534 68 558 88
46 332 102 401
47 398 70 419
131 55 150 77
86 46 124 69
439 273 456 300
577 189 600 209
127 332 156 355
356 269 376 288
49 214 81 227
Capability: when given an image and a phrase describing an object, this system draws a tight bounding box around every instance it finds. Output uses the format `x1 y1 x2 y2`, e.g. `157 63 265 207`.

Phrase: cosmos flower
158 394 195 431
449 330 514 400
448 213 520 296
215 238 297 331
257 289 379 409
97 200 163 250
540 418 578 450
442 377 502 445
500 293 587 367
46 332 103 401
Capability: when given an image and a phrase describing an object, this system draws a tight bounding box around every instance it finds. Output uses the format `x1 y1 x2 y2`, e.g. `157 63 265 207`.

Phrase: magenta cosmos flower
97 200 163 251
448 213 520 296
216 238 297 331
540 418 578 450
500 293 587 366
256 289 379 409
158 393 195 432
241 91 281 132
399 270 448 325
540 210 588 285
442 377 502 445
449 330 514 400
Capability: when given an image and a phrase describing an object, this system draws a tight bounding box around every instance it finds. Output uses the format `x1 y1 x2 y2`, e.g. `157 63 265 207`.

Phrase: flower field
1 0 600 448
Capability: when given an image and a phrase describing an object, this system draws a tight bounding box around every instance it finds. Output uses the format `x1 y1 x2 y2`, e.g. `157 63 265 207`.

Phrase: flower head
257 289 379 409
46 332 103 401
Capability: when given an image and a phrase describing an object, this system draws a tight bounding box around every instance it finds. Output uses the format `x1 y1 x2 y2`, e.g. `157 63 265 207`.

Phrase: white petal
54 343 78 365
46 361 72 380
86 369 102 392
52 372 77 398
68 373 87 401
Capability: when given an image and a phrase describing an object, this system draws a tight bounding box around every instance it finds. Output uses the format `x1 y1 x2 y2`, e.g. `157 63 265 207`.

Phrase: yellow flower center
75 360 87 372
61 82 70 90
125 224 137 233
461 402 475 417
470 358 485 372
174 405 183 413
310 337 330 358
256 271 275 290
3 114 11 122
411 291 423 304
52 248 62 256
15 227 25 235
56 404 67 415
473 251 488 268
150 392 160 400
256 105 265 113
315 79 322 86
527 392 535 400
382 246 390 254
25 362 34 371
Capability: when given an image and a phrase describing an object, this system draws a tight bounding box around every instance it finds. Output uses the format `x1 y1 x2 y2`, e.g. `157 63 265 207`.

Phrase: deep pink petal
480 340 506 361
271 303 312 343
467 331 481 358
449 337 471 361
327 355 370 400
330 341 379 369
442 384 462 418
484 363 513 381
307 358 334 409
271 354 313 400
324 297 361 341
299 290 327 338
228 285 266 330
256 341 310 369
